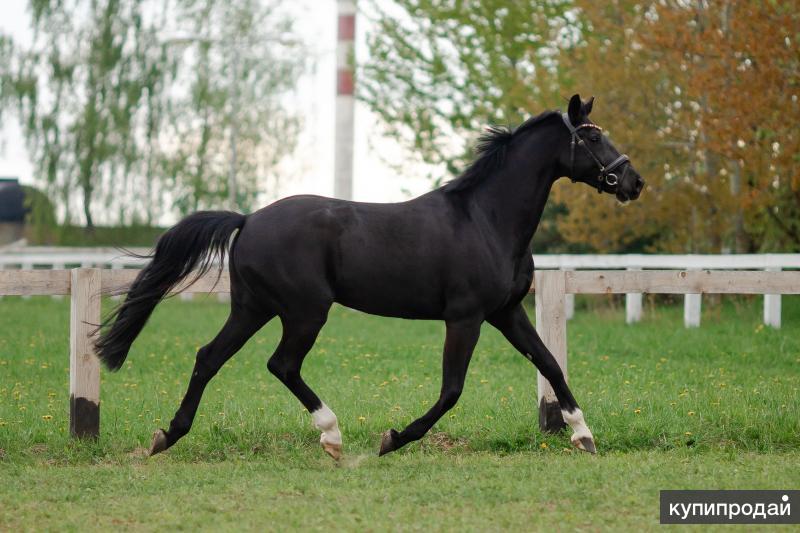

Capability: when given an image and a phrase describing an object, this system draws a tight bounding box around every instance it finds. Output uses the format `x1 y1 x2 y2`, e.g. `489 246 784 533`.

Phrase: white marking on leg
312 403 342 450
562 408 594 448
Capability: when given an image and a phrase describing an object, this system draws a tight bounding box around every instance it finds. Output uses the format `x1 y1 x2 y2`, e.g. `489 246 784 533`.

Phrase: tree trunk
83 185 95 231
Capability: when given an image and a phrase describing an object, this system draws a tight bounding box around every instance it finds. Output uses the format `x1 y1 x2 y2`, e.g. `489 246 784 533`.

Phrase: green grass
1 295 799 530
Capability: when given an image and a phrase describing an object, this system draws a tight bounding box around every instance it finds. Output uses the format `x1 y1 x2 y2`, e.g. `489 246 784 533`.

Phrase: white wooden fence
1 266 798 437
532 269 800 431
2 247 797 327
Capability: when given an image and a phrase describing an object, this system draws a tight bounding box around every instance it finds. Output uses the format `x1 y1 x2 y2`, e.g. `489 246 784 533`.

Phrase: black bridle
562 113 629 193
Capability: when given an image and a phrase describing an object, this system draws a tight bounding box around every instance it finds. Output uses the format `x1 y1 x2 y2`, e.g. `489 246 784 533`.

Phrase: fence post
111 263 122 301
22 262 32 300
625 267 643 324
52 263 65 300
564 292 575 321
684 292 702 328
70 268 101 438
764 267 781 328
534 270 568 432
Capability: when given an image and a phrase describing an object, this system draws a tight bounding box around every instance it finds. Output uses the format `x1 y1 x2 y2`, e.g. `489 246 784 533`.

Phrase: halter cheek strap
562 113 629 193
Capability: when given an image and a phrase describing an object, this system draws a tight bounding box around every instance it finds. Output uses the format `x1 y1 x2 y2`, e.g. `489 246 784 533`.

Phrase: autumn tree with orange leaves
559 0 800 252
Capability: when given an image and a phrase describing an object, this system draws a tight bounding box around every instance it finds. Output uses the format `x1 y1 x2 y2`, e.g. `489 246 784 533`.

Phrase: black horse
97 95 644 459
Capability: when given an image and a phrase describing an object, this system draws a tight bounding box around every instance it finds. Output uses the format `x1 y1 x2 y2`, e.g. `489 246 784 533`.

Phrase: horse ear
568 94 583 125
584 96 594 116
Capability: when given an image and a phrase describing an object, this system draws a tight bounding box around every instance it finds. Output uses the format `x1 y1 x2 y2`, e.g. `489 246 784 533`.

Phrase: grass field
1 294 798 530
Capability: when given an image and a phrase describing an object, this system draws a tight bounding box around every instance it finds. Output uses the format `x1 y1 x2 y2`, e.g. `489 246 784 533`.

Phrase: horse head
558 94 645 202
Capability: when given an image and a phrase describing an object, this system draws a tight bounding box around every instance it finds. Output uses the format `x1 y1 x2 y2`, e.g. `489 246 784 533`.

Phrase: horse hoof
322 441 342 461
572 436 597 454
148 429 168 456
378 429 399 456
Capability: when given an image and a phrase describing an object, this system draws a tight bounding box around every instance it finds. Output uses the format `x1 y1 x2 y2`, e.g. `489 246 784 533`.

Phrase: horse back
234 194 518 319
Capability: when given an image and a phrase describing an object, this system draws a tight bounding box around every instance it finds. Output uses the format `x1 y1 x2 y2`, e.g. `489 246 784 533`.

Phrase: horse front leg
488 304 596 454
379 319 481 456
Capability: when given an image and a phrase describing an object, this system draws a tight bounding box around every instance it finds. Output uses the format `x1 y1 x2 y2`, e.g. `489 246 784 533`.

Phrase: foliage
22 223 165 246
157 0 306 215
557 0 800 253
0 0 305 227
0 297 798 528
359 0 577 183
361 0 800 252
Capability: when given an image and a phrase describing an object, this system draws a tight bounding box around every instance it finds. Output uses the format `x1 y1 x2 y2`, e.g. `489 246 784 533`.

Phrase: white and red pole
334 0 356 200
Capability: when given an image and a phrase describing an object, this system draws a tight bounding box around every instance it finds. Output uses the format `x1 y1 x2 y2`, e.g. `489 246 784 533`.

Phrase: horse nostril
635 176 644 191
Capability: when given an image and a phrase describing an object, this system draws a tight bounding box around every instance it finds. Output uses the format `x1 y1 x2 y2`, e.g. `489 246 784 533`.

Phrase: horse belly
333 266 445 319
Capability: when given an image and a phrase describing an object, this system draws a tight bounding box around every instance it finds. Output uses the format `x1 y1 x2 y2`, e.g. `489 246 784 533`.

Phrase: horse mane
443 110 560 193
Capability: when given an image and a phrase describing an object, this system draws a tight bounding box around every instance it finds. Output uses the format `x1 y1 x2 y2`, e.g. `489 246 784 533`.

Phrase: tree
1 0 166 228
557 0 800 253
359 0 577 181
158 0 306 215
0 0 306 227
361 0 800 253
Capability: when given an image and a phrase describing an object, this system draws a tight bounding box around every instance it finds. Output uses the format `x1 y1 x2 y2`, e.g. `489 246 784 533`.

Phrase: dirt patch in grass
422 432 469 452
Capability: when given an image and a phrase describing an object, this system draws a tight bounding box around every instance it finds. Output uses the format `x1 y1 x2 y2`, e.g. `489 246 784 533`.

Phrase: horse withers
96 94 644 459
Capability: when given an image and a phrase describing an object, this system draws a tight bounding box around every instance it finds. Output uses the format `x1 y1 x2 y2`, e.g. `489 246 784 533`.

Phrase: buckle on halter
604 173 619 186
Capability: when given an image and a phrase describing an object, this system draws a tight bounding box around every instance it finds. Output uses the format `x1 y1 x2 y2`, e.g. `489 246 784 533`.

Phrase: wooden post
625 267 643 324
52 263 65 300
564 293 575 321
70 268 101 438
764 267 781 329
534 270 568 432
111 263 122 301
684 293 702 328
22 262 32 300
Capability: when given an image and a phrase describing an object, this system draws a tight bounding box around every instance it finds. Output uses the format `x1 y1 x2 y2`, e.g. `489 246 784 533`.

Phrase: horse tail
95 211 246 371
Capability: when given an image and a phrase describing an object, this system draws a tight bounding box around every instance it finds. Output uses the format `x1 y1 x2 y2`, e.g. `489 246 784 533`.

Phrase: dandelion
540 442 548 449
41 415 53 421
480 379 488 384
634 408 642 414
685 432 693 436
687 411 695 416
358 416 366 422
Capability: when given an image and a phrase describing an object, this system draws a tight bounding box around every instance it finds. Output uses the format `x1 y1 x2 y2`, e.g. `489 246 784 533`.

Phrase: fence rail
2 267 799 438
2 248 798 327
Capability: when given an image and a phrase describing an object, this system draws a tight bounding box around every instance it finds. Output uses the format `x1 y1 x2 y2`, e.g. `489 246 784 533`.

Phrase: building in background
0 178 25 245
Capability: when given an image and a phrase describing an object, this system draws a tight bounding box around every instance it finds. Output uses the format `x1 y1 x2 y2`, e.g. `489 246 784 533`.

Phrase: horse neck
469 122 563 256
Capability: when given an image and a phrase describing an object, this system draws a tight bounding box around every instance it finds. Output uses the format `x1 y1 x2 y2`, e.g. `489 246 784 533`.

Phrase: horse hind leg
266 314 343 460
149 306 269 456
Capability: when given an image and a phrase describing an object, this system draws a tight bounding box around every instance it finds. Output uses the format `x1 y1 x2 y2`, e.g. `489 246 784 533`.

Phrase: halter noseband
562 113 629 193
